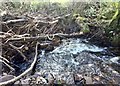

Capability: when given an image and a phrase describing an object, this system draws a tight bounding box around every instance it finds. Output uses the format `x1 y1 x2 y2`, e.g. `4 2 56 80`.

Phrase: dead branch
9 44 27 61
0 42 39 85
33 19 58 25
4 33 84 43
1 19 28 24
0 59 15 71
0 56 10 63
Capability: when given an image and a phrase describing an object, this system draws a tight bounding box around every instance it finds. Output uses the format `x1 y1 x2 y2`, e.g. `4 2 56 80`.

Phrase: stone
84 76 93 84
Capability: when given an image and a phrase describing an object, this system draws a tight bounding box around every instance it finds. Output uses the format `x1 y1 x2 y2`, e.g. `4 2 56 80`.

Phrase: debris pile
0 12 83 85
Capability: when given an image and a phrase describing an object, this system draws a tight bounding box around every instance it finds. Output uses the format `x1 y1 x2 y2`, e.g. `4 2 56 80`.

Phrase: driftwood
0 42 39 85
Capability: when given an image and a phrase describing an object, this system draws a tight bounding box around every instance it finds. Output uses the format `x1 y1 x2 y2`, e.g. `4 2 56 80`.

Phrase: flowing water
34 38 120 84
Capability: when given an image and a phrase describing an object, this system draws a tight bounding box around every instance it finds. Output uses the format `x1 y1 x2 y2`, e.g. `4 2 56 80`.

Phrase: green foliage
102 2 120 46
109 2 120 25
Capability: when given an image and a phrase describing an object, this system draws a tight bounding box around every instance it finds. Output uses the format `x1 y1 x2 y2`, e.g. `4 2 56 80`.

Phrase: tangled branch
0 42 39 85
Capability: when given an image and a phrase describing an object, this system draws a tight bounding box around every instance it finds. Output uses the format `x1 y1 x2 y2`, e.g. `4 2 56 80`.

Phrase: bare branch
0 42 39 85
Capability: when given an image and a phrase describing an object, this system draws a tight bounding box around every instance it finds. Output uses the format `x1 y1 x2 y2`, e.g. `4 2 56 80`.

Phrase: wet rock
17 74 47 85
36 76 47 84
20 78 30 84
84 76 93 84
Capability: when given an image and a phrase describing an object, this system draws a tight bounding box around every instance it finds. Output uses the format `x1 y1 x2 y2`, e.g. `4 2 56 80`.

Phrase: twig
0 59 15 71
9 44 27 61
13 34 30 38
1 19 28 24
0 42 39 85
0 56 10 63
33 20 58 25
0 34 30 39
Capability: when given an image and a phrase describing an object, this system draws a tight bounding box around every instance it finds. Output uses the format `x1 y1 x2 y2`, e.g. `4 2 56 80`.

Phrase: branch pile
0 12 83 85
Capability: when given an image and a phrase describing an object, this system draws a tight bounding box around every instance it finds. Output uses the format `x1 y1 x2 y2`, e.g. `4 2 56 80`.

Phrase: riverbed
33 38 120 84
